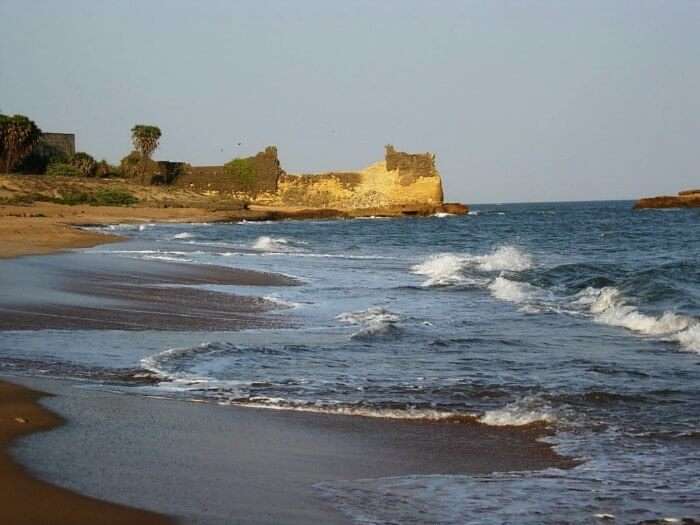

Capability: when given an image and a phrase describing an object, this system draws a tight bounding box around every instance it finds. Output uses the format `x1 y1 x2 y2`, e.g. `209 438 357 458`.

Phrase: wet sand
0 252 297 330
0 380 173 525
6 375 574 525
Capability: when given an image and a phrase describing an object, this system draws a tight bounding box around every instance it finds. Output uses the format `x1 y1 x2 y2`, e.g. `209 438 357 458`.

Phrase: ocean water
2 200 700 524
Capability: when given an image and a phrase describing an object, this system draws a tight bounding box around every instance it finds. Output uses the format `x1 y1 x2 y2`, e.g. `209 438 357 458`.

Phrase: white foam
172 232 193 239
575 287 700 352
488 276 536 303
468 210 480 216
673 324 700 353
236 398 477 421
411 246 533 287
411 254 470 286
479 397 556 426
263 295 300 309
336 307 402 339
472 246 532 272
337 307 399 324
433 212 454 218
251 236 306 253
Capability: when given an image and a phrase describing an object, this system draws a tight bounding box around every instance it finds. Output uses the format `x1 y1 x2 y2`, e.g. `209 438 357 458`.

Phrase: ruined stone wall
268 145 443 209
40 133 75 157
173 146 283 196
169 145 444 209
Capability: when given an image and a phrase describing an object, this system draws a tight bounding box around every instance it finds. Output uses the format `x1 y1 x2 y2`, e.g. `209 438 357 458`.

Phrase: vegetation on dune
0 186 138 206
46 163 83 177
90 188 138 206
0 114 42 173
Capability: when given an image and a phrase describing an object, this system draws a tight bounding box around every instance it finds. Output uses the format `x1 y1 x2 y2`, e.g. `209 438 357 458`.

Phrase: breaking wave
574 287 699 352
411 254 471 287
336 307 403 339
488 276 538 303
411 246 533 287
474 246 533 272
478 396 557 426
235 398 478 421
262 295 300 309
252 236 306 252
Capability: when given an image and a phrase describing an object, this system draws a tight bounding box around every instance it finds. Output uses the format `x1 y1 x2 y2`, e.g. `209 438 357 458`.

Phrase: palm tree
130 125 161 183
1 114 42 173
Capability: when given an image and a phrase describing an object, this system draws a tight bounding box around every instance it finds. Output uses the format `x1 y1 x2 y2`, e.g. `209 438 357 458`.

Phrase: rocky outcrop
634 189 700 209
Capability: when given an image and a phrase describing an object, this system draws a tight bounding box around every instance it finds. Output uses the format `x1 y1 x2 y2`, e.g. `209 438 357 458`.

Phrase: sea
1 200 699 524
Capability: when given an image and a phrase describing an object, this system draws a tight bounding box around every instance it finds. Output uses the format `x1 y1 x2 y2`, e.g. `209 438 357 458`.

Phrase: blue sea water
1 200 699 523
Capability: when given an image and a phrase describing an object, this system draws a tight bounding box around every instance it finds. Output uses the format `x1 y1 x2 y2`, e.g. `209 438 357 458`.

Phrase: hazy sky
1 1 698 203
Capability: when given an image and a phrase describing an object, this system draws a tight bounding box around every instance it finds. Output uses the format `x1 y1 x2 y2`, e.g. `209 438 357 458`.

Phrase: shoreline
0 379 174 525
0 200 467 259
5 374 575 525
0 212 576 524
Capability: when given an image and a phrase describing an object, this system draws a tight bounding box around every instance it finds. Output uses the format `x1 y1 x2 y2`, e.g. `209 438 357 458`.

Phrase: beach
0 207 575 524
4 376 570 525
1 201 697 523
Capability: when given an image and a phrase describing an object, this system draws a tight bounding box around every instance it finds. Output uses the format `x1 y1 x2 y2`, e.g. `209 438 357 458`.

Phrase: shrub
69 152 97 177
95 159 120 178
223 157 258 191
54 190 91 205
91 188 138 206
46 162 82 177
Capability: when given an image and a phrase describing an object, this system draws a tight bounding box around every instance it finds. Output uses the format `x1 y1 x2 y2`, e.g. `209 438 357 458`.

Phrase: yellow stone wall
265 161 444 209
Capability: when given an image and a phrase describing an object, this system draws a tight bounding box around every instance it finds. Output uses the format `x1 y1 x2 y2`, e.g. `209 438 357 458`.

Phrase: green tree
0 114 42 173
69 152 97 177
130 124 161 183
223 157 258 192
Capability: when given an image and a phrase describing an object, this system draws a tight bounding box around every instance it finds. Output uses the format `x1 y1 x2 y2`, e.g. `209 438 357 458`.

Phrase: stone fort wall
40 133 75 157
171 145 444 209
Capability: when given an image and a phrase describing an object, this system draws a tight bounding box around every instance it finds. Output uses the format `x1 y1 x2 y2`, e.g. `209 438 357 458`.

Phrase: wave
234 398 478 421
252 236 299 252
336 307 403 339
433 212 454 218
411 254 471 286
478 396 557 426
488 276 538 303
172 232 194 239
263 295 300 309
411 246 533 287
473 246 532 272
574 287 699 352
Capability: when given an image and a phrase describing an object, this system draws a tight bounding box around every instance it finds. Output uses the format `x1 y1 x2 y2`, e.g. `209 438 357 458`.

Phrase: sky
1 1 698 203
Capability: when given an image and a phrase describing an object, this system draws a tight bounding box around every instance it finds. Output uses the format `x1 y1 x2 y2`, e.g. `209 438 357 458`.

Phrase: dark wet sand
7 375 574 525
0 380 173 525
0 253 297 330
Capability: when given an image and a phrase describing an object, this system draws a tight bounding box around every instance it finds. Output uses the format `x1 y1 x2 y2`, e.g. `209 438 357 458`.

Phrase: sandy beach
0 202 244 259
4 375 572 525
0 380 173 525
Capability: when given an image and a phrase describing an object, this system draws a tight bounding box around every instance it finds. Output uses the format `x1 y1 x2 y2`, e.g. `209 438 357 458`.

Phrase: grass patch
0 188 138 207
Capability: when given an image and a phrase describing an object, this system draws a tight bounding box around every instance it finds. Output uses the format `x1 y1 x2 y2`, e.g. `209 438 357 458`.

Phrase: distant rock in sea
634 189 700 209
